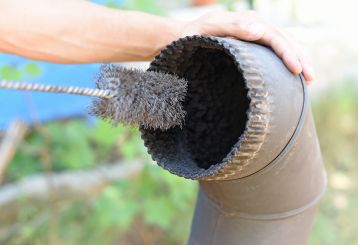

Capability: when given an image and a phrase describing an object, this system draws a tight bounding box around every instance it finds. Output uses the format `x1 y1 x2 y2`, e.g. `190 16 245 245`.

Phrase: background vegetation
309 82 358 245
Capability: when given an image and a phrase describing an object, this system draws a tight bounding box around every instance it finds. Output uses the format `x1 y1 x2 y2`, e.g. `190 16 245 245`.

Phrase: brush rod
0 80 112 99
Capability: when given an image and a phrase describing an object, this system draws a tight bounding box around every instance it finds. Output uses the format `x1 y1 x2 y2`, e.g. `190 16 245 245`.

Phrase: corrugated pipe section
141 36 327 245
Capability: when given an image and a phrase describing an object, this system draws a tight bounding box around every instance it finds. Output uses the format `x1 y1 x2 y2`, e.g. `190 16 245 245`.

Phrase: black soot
181 48 249 169
141 42 250 175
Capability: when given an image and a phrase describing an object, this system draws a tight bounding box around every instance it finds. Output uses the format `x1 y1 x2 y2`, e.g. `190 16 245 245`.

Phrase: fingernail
248 23 265 37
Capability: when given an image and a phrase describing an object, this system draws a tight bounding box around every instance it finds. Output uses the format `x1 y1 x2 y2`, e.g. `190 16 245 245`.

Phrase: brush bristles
91 65 187 130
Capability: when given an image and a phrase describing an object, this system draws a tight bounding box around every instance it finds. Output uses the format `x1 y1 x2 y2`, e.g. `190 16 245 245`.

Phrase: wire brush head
91 65 188 130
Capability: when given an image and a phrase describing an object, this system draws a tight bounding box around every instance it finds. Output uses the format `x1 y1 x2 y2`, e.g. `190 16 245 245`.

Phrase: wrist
154 19 186 54
112 10 188 61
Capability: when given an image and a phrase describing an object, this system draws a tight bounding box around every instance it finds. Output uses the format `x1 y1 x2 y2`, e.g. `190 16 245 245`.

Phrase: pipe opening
142 36 307 180
141 37 256 179
180 48 249 169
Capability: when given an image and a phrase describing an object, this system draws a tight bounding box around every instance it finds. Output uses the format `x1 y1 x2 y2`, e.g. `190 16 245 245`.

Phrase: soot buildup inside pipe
141 40 250 177
181 48 249 169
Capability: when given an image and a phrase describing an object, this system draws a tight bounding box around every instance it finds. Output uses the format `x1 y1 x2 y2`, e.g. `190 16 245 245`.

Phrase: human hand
180 11 314 84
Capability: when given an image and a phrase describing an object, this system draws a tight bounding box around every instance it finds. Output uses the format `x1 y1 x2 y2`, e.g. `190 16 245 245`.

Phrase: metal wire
0 80 112 99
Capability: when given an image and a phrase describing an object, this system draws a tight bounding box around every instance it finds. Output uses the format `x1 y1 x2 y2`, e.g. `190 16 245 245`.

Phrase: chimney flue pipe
141 36 327 245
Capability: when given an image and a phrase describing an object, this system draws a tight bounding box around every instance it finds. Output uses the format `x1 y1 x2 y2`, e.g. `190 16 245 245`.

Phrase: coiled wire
0 80 112 99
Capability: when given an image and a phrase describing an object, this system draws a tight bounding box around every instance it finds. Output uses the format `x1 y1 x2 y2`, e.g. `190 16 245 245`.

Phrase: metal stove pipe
141 36 326 245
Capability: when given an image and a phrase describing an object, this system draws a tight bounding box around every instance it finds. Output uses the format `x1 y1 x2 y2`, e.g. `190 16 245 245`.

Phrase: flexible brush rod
0 80 112 99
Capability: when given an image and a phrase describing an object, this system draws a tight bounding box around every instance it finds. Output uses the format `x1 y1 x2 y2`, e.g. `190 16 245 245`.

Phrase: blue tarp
0 54 101 129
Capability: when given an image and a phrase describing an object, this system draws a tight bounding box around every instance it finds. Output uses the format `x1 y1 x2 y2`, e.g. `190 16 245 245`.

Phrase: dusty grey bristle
91 64 188 130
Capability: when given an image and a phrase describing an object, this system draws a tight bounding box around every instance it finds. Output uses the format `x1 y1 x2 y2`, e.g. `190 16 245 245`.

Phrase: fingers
257 28 302 74
227 11 267 41
281 32 315 83
242 23 315 84
301 61 314 84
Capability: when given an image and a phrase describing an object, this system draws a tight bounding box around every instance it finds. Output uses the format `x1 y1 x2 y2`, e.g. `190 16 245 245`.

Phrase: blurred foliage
0 62 42 80
5 120 146 182
105 0 166 15
104 0 256 15
123 0 165 15
309 81 358 245
2 118 197 244
220 0 238 11
3 163 196 245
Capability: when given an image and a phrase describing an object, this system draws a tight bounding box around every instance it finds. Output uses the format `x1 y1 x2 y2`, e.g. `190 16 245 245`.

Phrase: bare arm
0 0 182 63
0 0 314 82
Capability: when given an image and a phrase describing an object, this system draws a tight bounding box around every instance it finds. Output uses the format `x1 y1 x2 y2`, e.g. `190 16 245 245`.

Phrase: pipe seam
200 170 327 220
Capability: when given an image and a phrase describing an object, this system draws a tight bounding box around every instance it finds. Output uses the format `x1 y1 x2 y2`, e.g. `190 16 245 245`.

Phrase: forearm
0 0 183 63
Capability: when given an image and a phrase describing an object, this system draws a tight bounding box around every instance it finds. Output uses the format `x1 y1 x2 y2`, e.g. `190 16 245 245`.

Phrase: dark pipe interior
179 47 249 169
141 44 251 176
